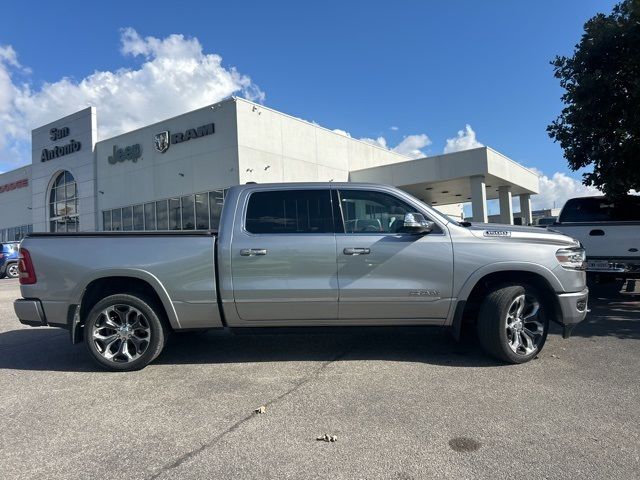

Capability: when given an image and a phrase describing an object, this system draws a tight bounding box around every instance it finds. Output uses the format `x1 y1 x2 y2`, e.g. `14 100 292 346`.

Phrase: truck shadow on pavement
0 287 638 372
0 326 501 372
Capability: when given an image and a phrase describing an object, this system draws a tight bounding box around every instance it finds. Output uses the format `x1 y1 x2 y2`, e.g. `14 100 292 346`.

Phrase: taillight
18 248 37 285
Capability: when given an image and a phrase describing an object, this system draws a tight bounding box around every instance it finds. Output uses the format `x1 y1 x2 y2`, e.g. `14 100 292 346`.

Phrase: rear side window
245 190 334 234
559 196 640 223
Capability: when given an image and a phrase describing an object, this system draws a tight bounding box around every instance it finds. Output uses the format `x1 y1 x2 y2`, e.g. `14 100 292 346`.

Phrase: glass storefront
0 224 33 242
102 188 226 231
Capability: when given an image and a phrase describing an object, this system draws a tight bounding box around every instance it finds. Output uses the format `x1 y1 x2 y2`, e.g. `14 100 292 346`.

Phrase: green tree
548 0 640 197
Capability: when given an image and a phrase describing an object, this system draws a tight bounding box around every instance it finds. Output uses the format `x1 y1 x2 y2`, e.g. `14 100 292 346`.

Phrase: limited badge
483 230 511 237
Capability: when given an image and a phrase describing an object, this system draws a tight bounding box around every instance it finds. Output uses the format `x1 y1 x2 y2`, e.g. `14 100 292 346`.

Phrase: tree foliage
548 0 640 197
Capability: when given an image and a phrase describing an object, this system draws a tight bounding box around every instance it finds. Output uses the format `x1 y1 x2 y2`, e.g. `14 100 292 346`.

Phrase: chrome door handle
343 247 370 256
240 248 267 256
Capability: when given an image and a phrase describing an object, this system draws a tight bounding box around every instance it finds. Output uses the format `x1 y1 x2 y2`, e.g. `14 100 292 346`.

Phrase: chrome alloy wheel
505 294 545 356
91 304 151 363
7 263 19 278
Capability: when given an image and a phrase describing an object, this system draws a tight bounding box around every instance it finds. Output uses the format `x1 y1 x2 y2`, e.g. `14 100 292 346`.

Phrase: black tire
476 284 549 364
5 262 19 279
84 293 168 371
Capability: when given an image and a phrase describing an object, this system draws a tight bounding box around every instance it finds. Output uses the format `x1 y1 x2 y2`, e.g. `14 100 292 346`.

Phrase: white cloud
392 134 431 158
443 124 483 154
332 128 352 138
390 126 398 131
336 130 429 159
360 136 388 149
529 168 600 210
0 28 264 170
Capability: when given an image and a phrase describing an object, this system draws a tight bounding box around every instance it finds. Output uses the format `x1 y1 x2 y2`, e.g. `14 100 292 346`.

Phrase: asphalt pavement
0 278 638 479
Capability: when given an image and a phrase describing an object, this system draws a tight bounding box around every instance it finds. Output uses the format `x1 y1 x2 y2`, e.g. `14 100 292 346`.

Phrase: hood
464 222 580 247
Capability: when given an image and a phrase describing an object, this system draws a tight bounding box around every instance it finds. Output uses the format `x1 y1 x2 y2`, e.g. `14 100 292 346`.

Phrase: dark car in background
0 242 20 279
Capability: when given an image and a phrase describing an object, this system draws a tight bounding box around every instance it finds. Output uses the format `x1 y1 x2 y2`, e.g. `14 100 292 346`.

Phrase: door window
245 190 334 234
338 189 437 234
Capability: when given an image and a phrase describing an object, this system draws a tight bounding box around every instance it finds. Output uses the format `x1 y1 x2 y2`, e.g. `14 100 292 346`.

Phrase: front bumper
14 299 47 327
556 287 589 338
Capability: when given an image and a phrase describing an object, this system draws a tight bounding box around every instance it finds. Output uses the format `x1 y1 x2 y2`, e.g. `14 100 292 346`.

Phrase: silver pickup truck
14 183 589 370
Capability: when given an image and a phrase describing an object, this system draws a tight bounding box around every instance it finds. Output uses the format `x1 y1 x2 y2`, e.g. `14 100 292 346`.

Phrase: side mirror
402 213 434 234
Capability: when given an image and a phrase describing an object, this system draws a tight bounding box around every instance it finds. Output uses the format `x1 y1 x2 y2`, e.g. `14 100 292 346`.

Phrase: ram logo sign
153 123 215 153
154 131 170 153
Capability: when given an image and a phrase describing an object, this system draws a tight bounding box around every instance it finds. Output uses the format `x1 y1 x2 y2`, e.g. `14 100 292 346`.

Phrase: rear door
335 188 454 323
230 188 339 321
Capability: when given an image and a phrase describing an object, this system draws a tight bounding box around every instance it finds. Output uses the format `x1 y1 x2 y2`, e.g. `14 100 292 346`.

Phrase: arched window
49 171 79 232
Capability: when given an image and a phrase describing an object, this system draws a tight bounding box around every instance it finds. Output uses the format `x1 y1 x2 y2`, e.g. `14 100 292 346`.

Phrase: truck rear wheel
476 284 548 364
84 294 168 371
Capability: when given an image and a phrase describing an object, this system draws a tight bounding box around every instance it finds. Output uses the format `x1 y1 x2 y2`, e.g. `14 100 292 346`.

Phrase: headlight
556 247 586 270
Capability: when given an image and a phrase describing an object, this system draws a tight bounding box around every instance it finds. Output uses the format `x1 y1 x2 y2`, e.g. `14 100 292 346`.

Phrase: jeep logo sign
108 144 142 165
154 123 215 153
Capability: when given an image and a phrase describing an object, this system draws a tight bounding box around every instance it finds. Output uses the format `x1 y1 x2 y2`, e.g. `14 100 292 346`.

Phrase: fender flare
72 268 181 329
448 262 563 340
456 261 563 302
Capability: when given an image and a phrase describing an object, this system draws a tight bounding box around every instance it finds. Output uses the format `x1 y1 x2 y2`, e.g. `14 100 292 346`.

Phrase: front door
231 188 338 321
335 188 454 323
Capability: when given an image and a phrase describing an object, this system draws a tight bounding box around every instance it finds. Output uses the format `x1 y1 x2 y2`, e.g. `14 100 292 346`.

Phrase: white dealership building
0 97 539 241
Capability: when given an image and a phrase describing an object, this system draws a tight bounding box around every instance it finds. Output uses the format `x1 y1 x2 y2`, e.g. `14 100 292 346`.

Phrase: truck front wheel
84 294 168 371
476 285 549 364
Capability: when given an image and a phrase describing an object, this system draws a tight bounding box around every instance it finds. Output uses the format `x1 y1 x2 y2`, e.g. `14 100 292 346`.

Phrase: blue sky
0 0 618 209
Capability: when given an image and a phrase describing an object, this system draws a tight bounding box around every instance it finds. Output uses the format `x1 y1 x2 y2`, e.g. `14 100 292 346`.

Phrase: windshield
559 196 640 223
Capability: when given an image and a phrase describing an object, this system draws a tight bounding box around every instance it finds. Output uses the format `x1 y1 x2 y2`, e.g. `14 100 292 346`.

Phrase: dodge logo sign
154 131 170 153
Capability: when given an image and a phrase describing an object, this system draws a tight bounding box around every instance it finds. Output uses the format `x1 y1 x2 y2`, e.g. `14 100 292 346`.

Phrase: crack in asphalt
147 346 352 480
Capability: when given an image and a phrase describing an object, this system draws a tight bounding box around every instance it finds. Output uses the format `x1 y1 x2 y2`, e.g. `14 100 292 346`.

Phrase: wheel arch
72 271 180 343
451 266 563 340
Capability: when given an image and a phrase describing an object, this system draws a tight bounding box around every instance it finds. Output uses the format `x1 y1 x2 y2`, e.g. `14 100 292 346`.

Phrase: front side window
338 189 433 234
245 190 333 234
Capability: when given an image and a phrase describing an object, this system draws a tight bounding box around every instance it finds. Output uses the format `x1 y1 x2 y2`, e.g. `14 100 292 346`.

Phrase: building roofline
96 96 411 160
0 164 32 178
349 146 489 173
485 145 539 177
95 97 237 144
232 96 413 159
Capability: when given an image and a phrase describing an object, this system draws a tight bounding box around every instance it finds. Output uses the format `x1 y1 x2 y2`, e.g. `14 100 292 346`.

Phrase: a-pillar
519 193 532 226
498 185 513 225
470 175 488 223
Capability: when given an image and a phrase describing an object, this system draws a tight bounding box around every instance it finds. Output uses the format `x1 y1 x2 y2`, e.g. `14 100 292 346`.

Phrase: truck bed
17 231 222 331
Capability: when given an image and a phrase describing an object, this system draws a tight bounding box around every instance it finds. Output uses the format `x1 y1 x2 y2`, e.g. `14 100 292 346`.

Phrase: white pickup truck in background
552 195 640 283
